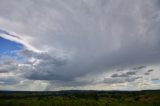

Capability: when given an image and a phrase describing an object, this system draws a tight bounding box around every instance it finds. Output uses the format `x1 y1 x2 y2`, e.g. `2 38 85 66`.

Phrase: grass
0 90 160 106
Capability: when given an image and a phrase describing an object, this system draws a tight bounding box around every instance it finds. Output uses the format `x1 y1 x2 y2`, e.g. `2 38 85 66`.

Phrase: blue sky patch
0 37 23 59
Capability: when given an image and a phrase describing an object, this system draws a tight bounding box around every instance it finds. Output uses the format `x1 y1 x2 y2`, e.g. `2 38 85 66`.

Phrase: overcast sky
0 0 160 91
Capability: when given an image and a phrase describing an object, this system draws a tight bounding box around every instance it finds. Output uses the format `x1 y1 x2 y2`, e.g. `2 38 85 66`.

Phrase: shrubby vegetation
0 90 159 106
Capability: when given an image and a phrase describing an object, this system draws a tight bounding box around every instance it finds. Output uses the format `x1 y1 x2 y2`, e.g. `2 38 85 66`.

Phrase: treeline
0 90 160 106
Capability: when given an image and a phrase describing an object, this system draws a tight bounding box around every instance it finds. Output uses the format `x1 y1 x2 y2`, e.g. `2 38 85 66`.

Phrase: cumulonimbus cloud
0 0 160 90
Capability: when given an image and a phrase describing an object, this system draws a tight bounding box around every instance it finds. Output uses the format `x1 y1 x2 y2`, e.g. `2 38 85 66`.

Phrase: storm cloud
0 0 160 90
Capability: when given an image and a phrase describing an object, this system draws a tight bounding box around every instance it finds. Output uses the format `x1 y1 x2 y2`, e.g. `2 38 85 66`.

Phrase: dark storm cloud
0 0 160 90
151 78 159 81
0 70 8 73
144 72 150 75
147 69 154 72
116 69 124 71
103 76 141 84
111 71 136 78
18 49 69 81
144 69 154 75
19 49 67 66
111 74 119 78
126 71 136 75
133 66 146 70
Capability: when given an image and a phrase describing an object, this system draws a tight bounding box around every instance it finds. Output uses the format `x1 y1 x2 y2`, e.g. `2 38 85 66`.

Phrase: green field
0 90 160 106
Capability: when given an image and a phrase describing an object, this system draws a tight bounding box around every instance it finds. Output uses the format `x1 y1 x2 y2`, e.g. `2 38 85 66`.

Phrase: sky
0 0 160 91
0 37 22 55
